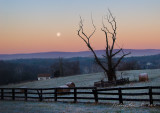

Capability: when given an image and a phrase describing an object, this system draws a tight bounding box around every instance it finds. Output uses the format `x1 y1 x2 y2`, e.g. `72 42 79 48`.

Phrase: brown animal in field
65 82 75 88
139 73 149 82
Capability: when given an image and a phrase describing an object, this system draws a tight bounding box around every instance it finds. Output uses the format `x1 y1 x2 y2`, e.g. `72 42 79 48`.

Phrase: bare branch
79 17 89 39
88 45 108 72
111 48 123 57
107 9 117 55
77 30 88 44
101 19 109 57
101 29 109 51
77 19 88 45
89 13 96 38
77 16 108 72
113 52 131 69
102 17 114 36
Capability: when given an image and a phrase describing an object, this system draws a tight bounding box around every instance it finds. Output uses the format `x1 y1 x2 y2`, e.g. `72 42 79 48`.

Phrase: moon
56 32 61 37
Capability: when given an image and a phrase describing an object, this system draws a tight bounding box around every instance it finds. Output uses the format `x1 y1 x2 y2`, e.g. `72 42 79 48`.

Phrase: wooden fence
0 86 160 105
94 86 160 105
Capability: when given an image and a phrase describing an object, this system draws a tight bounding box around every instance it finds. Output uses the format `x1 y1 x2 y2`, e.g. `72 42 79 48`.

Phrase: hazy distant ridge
0 49 160 60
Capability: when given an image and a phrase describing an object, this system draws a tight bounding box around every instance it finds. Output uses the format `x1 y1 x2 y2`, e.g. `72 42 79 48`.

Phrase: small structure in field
139 73 149 82
94 78 129 87
57 85 70 95
57 82 75 95
37 74 51 80
19 86 27 93
65 82 75 88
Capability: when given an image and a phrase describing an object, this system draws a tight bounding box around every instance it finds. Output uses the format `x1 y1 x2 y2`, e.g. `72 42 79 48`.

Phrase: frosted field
1 69 160 88
0 69 160 113
0 101 160 113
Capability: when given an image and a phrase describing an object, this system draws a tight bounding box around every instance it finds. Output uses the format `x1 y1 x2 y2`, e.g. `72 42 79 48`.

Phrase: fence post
149 86 153 105
74 88 77 103
40 89 43 101
24 89 27 101
118 87 123 104
93 87 98 103
54 88 57 101
12 88 15 100
1 89 4 100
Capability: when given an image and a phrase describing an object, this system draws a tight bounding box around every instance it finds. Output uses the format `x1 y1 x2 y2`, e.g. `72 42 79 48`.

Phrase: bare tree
77 10 130 81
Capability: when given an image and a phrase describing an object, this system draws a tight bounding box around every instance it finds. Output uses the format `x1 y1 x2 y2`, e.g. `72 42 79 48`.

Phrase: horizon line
0 49 160 55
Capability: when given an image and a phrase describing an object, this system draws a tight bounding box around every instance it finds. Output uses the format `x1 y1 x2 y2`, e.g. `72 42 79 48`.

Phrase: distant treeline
0 54 160 85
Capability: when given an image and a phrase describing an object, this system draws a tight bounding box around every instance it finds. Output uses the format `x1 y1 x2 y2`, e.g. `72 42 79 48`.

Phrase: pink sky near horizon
0 0 160 54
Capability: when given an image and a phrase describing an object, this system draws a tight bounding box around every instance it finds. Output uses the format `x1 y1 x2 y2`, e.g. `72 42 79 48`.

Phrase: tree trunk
106 69 116 82
107 56 117 82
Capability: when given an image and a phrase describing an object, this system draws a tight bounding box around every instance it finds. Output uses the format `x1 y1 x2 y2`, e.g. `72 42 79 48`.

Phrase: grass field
1 69 160 88
0 100 160 113
0 69 160 113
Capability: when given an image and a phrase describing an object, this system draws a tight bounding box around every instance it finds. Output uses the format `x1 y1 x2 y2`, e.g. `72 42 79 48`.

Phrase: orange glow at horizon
0 21 160 54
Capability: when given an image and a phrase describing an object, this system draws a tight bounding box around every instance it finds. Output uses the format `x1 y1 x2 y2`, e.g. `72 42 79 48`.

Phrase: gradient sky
0 0 160 54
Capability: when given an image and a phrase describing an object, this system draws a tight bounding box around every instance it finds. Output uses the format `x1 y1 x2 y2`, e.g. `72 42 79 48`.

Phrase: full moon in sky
56 32 61 37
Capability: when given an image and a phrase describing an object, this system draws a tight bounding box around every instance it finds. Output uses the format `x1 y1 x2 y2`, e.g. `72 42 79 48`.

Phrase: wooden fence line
0 86 160 105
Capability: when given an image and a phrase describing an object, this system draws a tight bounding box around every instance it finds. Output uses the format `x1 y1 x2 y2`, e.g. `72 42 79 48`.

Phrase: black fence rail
0 86 160 105
0 87 96 103
94 86 160 105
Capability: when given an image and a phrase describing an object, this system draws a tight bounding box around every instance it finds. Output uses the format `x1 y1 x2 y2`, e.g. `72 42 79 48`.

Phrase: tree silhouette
77 10 130 81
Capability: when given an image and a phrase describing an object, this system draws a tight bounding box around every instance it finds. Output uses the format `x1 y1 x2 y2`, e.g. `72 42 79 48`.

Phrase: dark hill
0 49 160 60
